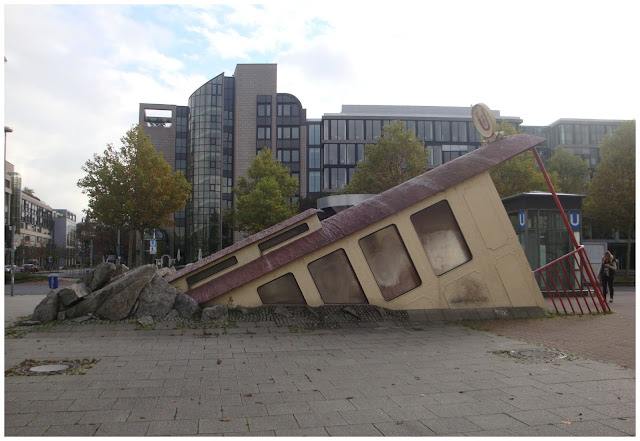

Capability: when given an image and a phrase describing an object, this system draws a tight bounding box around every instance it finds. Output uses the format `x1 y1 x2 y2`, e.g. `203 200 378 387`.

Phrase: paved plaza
4 280 636 436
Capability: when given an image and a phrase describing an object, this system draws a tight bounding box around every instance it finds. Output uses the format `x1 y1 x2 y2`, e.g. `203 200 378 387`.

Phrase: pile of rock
32 263 201 323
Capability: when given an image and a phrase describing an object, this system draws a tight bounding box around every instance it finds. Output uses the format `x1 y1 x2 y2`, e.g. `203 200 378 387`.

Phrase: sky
3 1 638 218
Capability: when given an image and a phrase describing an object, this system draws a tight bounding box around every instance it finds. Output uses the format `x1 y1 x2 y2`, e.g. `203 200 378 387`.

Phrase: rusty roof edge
187 134 545 303
166 208 321 283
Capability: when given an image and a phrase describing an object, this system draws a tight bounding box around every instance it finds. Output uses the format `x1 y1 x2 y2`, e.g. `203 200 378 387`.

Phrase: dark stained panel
308 249 368 304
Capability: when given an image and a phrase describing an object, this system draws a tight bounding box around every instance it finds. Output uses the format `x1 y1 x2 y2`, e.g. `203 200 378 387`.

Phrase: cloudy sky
3 2 637 217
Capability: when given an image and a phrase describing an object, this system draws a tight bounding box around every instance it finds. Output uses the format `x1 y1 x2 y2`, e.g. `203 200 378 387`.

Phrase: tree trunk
137 230 144 267
626 226 632 278
128 229 135 267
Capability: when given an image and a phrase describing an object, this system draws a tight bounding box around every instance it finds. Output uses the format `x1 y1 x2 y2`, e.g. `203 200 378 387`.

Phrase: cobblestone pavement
4 300 635 436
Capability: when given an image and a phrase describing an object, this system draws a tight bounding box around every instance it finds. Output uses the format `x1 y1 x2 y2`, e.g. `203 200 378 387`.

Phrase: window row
323 119 483 143
257 200 471 304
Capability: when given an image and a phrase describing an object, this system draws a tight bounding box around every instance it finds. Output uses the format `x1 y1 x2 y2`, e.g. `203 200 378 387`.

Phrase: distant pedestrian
599 251 617 302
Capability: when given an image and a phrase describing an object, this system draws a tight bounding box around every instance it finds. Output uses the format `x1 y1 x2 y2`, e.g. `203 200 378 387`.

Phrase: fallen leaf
140 417 146 420
346 396 353 400
396 420 404 425
217 359 223 365
210 387 215 390
419 394 426 397
317 369 322 371
221 419 230 422
244 393 253 397
561 420 572 425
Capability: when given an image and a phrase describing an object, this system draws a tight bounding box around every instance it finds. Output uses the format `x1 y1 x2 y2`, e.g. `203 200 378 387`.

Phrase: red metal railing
533 246 610 314
529 147 609 315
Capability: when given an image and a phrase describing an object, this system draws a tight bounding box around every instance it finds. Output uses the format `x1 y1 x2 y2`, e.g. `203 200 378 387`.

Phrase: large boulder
32 290 59 322
156 267 176 278
134 274 178 318
57 283 91 308
79 262 117 291
201 304 228 322
172 291 201 319
96 276 150 321
65 265 157 319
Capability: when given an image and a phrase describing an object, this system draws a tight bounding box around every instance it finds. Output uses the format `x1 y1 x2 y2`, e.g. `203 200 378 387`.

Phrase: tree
78 124 191 266
22 187 35 197
489 121 559 198
583 121 635 276
546 147 590 194
344 120 429 194
230 148 299 236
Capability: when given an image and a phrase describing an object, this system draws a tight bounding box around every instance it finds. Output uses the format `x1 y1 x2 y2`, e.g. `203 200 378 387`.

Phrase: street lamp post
5 127 15 295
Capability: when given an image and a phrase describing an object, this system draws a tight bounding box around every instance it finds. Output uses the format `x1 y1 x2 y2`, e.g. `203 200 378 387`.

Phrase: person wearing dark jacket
599 251 617 302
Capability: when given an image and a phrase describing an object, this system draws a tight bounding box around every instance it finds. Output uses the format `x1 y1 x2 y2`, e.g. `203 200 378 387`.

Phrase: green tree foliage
22 187 35 197
344 120 429 194
545 147 590 194
583 121 635 275
231 148 299 236
78 124 191 266
489 121 559 197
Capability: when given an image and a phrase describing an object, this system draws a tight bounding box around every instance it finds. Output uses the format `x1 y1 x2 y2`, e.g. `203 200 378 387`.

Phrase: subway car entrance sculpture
166 134 554 319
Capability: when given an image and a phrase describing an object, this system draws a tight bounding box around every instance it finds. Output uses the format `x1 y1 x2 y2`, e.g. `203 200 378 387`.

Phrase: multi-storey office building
140 63 630 263
318 105 522 192
520 119 624 175
53 209 78 268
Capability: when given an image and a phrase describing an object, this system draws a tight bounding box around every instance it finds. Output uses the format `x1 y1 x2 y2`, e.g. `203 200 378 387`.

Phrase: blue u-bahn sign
569 210 581 230
518 210 526 231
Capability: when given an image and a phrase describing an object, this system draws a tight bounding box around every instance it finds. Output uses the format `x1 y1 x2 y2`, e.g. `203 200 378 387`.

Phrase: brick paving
4 282 635 436
459 286 635 369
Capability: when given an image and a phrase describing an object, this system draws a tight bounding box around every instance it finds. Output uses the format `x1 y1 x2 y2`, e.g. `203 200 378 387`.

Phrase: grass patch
4 273 49 284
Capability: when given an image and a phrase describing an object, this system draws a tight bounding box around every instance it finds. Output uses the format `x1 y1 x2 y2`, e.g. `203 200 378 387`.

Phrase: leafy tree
345 120 429 194
22 187 35 197
583 120 635 276
78 124 191 266
489 121 559 197
230 148 299 236
545 147 590 194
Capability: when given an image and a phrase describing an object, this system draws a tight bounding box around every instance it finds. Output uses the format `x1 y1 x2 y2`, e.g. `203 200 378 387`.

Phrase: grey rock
113 264 128 278
65 265 157 319
32 290 59 322
156 267 176 278
235 306 252 316
57 283 92 308
137 316 154 327
78 262 117 291
57 311 66 321
166 309 180 320
173 291 201 319
201 304 229 322
73 315 95 323
89 262 117 291
95 276 149 321
135 274 178 318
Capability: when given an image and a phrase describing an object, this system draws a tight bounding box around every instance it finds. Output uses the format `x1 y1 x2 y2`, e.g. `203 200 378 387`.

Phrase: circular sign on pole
472 103 497 138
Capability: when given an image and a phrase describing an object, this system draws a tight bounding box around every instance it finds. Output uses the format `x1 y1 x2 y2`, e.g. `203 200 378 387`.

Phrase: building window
257 126 271 140
257 273 306 304
308 249 368 304
410 200 471 275
359 225 421 301
308 171 321 193
257 103 271 117
442 145 468 163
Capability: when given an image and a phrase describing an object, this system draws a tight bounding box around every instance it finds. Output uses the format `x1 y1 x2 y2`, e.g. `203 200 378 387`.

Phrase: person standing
599 251 617 302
